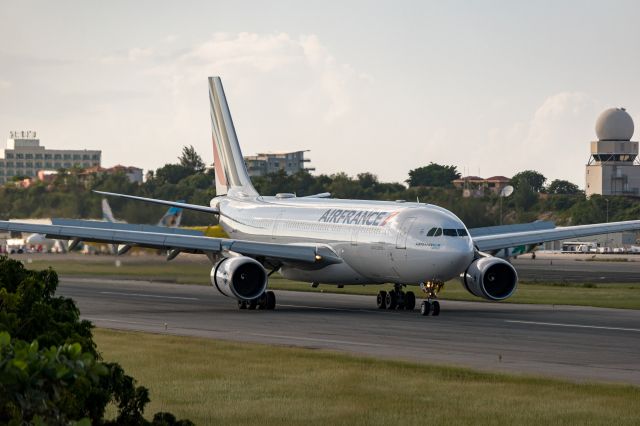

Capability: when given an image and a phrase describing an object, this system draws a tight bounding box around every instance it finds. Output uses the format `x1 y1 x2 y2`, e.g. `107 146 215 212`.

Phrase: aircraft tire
265 291 276 310
377 291 387 309
385 291 397 310
420 301 431 316
248 299 258 310
238 301 247 310
405 291 416 311
432 300 441 316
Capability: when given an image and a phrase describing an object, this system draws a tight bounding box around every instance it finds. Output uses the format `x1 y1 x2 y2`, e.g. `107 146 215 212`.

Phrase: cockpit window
434 227 442 236
457 228 468 237
443 228 457 236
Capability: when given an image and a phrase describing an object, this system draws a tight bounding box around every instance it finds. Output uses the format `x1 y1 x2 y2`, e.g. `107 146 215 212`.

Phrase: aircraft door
395 217 416 249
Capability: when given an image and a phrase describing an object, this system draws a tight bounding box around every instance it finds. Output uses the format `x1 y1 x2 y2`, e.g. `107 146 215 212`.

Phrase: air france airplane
3 77 640 317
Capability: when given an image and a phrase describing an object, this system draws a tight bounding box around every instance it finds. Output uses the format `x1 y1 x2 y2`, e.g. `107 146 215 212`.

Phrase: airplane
3 76 640 317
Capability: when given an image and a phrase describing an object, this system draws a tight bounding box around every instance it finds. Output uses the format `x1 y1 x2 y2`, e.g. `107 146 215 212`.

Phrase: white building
585 108 640 197
244 150 314 177
0 131 101 184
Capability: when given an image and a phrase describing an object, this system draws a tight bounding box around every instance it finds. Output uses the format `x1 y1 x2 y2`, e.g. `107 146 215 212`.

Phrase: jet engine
462 256 518 301
211 256 267 301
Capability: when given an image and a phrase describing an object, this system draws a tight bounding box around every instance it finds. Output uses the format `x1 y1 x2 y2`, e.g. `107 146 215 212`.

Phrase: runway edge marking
506 320 640 333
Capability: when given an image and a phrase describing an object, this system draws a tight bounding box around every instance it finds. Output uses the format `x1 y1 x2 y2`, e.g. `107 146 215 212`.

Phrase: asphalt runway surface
512 254 640 283
59 277 640 385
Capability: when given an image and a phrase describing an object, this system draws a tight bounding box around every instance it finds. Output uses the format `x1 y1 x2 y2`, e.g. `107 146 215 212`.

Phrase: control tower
586 108 640 197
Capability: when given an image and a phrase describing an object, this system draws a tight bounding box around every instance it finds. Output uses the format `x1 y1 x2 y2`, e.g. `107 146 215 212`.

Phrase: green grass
23 258 640 309
94 328 640 425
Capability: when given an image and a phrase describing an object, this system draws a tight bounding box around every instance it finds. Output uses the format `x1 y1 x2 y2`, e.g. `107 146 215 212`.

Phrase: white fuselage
213 194 475 286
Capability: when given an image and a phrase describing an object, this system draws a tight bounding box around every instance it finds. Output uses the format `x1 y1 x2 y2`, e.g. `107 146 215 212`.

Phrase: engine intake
462 256 518 301
211 256 267 301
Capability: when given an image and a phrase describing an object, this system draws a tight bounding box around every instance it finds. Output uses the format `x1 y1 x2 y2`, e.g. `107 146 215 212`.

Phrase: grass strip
94 328 639 426
24 258 640 309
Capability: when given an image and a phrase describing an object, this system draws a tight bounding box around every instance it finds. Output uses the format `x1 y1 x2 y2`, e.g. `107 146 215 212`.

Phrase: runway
512 254 640 283
58 277 640 385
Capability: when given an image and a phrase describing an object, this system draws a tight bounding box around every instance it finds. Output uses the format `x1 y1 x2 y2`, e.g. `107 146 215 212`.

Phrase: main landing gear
377 284 416 311
238 290 276 310
419 281 443 317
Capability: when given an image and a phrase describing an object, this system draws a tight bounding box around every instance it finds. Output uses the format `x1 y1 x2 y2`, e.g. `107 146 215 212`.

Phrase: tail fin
102 199 117 223
157 203 183 228
209 76 258 197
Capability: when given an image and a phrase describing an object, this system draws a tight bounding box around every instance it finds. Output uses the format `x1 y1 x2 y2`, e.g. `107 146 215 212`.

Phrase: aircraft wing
473 219 640 252
93 190 219 215
0 220 341 266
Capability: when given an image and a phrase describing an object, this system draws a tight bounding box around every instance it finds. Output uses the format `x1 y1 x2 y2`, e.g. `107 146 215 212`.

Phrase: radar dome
595 107 634 141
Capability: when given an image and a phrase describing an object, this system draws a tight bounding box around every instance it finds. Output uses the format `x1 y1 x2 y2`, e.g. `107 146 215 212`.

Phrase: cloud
146 32 372 123
484 92 599 186
99 47 154 64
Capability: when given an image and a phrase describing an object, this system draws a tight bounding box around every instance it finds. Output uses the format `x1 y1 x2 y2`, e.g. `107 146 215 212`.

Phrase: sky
1 0 639 188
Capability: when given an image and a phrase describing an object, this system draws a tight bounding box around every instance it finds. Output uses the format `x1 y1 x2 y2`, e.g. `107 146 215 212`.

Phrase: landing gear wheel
396 291 405 310
385 291 397 310
377 291 387 309
238 301 247 310
432 300 440 316
248 299 258 310
265 291 276 310
405 291 416 311
420 301 431 316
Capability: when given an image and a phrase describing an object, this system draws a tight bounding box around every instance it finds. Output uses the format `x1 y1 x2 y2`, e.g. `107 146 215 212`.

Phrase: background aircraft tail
157 203 184 228
102 199 117 222
209 76 258 197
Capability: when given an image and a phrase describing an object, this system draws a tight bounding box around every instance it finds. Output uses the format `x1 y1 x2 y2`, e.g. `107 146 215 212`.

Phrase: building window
45 162 52 168
54 162 61 168
6 162 13 167
83 163 90 168
25 162 33 168
63 162 71 168
5 153 13 159
0 170 4 176
6 170 13 176
54 154 62 160
92 154 99 160
73 154 80 160
35 162 42 168
25 154 33 159
45 154 52 159
63 154 71 160
83 154 90 160
16 162 24 168
16 153 23 159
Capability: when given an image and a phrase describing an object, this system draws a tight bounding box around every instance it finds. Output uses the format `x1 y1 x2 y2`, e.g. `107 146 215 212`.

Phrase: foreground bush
0 256 193 425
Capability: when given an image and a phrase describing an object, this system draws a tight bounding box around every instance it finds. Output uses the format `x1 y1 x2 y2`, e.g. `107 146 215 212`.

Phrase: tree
406 163 460 187
547 179 581 195
511 170 546 192
0 257 193 425
178 145 206 172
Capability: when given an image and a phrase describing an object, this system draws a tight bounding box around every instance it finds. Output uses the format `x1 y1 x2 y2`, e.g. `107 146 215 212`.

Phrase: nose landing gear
419 281 443 316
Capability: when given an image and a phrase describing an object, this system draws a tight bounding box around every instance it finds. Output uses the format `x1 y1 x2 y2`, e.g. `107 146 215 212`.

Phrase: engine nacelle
211 256 267 301
462 256 518 301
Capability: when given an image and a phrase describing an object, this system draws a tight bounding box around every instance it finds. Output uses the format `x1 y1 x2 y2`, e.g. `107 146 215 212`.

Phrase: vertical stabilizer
102 199 117 223
209 77 258 196
157 203 183 228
